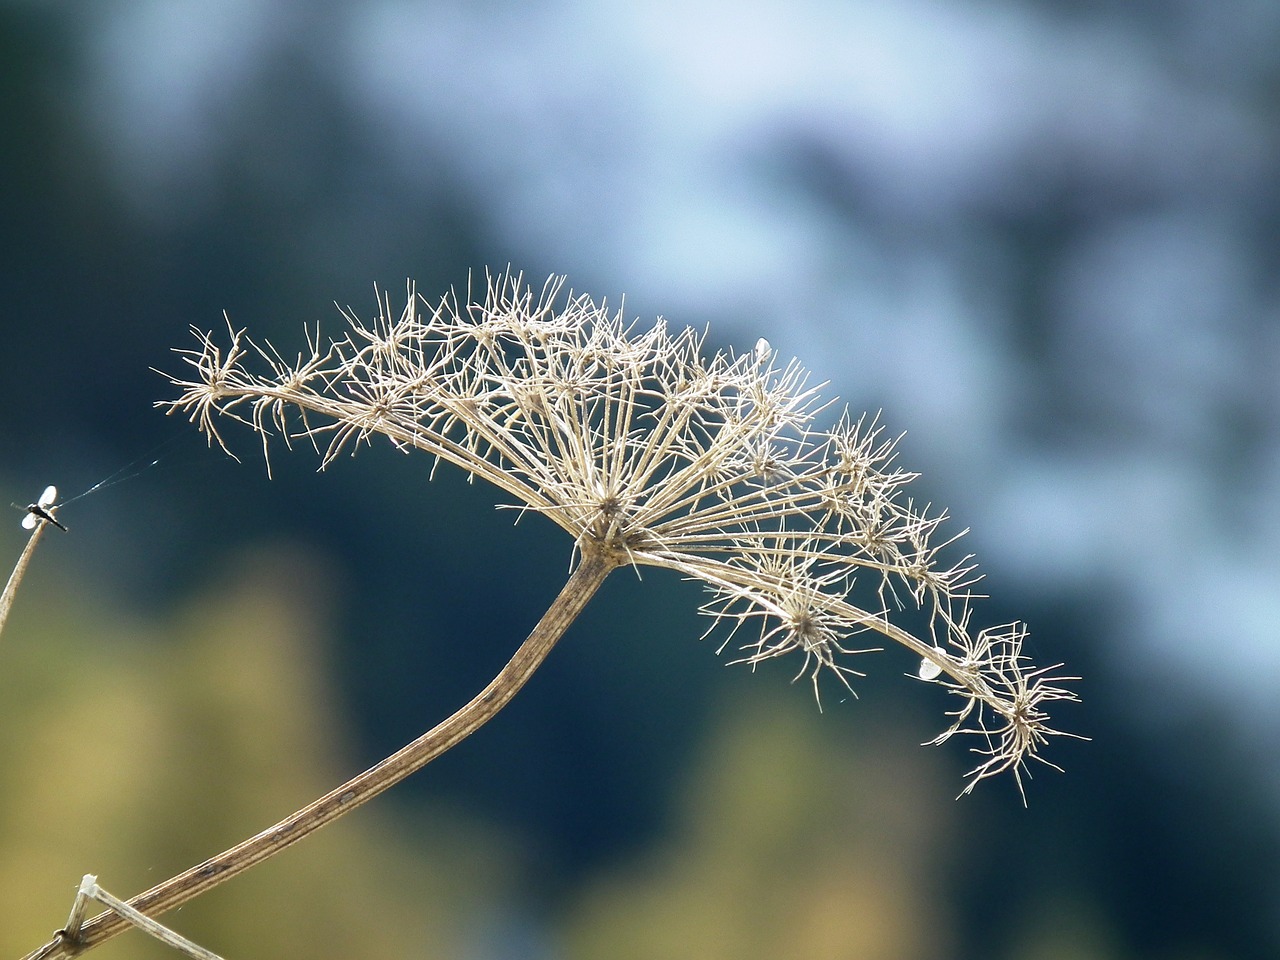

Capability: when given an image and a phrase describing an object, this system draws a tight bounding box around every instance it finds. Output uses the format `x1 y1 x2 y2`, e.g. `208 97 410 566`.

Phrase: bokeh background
2 1 1278 958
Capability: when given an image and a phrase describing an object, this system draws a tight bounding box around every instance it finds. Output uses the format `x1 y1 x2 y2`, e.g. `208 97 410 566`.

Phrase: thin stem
24 549 617 960
72 877 226 960
0 523 48 644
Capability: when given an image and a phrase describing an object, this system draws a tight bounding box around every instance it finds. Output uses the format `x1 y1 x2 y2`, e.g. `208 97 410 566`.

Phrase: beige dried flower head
162 270 1079 797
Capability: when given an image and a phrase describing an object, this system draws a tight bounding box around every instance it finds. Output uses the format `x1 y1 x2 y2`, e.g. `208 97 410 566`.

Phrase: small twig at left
0 489 60 643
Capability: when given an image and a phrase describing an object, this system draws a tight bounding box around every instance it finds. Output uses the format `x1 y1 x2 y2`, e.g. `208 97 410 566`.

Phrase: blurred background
1 1 1277 957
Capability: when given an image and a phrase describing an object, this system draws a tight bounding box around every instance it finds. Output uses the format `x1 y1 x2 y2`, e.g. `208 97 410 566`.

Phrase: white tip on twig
918 647 946 681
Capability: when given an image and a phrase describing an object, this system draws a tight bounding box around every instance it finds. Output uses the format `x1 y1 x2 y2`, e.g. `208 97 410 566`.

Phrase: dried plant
20 270 1078 959
167 269 1077 785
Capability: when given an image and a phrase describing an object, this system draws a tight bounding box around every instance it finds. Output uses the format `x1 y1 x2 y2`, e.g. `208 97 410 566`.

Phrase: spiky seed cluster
163 270 1078 795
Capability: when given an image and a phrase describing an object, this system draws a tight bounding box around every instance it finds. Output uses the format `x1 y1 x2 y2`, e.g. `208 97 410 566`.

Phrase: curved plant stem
24 549 617 960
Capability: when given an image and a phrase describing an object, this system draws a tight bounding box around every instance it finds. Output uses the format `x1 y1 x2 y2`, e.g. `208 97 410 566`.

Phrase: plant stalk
0 523 49 644
24 548 617 960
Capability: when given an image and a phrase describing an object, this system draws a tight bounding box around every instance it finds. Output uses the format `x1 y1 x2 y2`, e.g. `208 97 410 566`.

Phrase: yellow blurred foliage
562 691 959 960
0 545 508 960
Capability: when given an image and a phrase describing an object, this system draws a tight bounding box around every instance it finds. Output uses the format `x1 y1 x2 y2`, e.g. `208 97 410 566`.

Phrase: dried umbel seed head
162 270 1080 797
